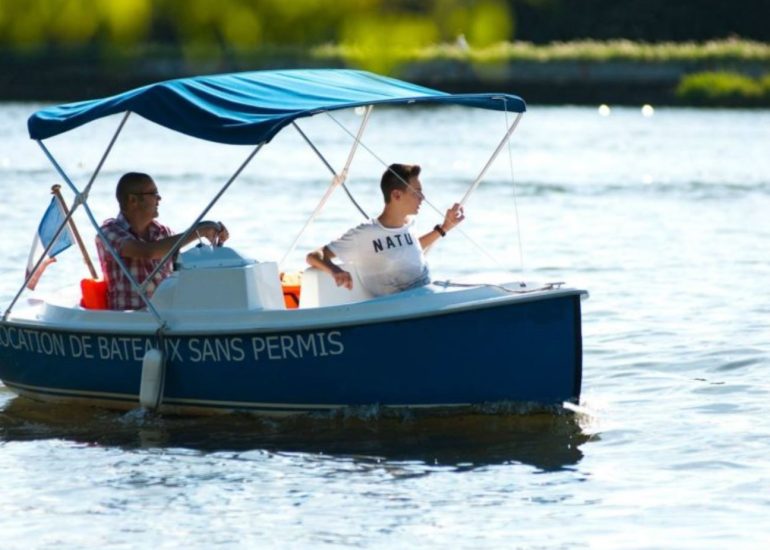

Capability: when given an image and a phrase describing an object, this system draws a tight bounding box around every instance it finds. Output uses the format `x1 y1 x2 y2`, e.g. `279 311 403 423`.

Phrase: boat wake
0 395 593 470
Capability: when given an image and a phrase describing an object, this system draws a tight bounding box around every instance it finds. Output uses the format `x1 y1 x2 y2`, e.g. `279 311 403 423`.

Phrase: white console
151 246 284 311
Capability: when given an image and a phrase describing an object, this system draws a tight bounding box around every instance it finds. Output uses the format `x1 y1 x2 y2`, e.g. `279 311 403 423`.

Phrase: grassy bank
676 71 770 106
2 39 769 105
314 39 770 106
312 38 770 64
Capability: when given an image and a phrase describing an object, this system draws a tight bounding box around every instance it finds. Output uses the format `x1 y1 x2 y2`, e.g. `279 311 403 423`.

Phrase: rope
292 120 369 219
504 106 526 274
279 109 373 267
325 110 519 272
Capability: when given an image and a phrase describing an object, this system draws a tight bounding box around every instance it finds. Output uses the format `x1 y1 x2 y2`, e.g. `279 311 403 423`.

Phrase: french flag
25 197 74 290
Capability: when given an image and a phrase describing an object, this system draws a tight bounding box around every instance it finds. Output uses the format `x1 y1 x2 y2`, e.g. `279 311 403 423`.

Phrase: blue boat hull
0 293 583 415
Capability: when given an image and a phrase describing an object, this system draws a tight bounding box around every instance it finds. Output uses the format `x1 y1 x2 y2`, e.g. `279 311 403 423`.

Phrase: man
306 163 464 296
96 172 229 310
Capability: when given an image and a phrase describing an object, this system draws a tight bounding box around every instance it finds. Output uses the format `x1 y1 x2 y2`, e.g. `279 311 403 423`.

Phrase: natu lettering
372 233 414 253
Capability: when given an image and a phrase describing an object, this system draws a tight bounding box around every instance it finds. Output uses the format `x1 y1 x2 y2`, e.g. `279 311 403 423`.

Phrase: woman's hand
331 267 353 289
441 203 465 233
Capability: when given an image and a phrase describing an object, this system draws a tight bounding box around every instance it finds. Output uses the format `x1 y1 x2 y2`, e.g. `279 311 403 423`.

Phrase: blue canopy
28 69 526 145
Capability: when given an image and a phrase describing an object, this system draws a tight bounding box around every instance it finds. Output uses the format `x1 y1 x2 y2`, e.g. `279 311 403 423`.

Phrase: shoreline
2 52 768 106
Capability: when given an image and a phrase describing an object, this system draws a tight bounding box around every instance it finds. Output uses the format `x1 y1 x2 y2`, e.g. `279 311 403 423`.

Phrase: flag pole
51 184 98 279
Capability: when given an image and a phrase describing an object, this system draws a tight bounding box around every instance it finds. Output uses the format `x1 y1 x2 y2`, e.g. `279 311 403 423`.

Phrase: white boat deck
9 280 584 335
6 245 587 334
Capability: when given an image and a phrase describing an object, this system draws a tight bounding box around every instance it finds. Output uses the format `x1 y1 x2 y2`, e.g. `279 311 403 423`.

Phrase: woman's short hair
380 163 421 203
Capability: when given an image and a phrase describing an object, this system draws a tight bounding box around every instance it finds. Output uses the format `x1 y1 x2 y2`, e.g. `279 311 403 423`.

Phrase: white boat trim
5 282 587 335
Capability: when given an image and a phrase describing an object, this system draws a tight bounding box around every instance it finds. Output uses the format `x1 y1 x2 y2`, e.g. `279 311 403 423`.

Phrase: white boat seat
299 266 374 308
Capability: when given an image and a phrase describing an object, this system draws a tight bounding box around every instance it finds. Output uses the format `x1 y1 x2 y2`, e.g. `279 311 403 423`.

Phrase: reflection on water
0 392 592 472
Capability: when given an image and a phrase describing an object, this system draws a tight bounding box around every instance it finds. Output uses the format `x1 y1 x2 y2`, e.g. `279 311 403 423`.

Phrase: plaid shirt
96 213 174 310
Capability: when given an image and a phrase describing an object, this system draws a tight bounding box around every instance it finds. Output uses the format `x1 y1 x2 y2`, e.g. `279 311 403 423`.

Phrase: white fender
139 348 165 410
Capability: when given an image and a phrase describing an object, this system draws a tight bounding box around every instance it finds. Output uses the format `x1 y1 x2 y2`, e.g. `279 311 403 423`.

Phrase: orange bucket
282 284 301 309
280 272 302 309
80 278 108 310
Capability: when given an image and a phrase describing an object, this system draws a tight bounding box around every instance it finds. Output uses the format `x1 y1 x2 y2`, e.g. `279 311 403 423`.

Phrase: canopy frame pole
293 122 337 175
39 111 130 203
293 120 370 216
458 111 523 206
330 106 373 219
39 111 131 256
39 112 166 324
326 106 522 272
82 111 132 201
3 113 147 321
279 106 373 267
139 143 264 293
326 110 449 220
3 198 80 321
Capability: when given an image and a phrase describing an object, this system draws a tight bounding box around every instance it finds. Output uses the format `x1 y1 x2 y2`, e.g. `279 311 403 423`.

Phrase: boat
0 69 587 416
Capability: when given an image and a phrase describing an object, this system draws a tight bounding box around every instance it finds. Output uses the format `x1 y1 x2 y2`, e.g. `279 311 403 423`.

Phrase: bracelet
434 224 446 237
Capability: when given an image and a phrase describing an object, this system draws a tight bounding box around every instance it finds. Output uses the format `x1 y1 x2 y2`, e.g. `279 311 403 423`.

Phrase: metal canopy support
447 110 524 269
459 111 523 206
327 101 525 273
3 112 141 321
324 109 448 221
40 111 130 202
279 106 373 267
292 121 369 220
140 142 265 293
39 113 167 325
3 193 79 321
5 109 264 327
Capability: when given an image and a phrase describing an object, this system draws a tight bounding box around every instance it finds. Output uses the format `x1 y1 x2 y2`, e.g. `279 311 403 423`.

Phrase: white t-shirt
326 218 430 296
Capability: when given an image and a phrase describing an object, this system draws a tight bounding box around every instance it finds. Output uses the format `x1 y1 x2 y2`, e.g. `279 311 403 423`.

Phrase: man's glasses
132 191 161 198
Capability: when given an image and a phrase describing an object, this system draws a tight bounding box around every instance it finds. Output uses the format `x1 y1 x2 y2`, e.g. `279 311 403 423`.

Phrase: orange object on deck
80 278 108 310
280 272 302 309
282 284 301 309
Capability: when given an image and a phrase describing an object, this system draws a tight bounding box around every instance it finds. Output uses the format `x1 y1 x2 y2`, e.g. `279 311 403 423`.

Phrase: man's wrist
434 224 446 237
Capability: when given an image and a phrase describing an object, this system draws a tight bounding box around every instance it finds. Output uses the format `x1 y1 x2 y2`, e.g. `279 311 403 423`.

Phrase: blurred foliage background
1 0 513 53
1 0 768 104
2 0 767 57
1 0 517 78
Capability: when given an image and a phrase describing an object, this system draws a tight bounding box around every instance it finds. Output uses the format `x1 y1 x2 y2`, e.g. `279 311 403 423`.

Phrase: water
1 102 770 548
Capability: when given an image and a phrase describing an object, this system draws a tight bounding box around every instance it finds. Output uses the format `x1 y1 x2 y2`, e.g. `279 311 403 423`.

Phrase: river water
1 101 769 548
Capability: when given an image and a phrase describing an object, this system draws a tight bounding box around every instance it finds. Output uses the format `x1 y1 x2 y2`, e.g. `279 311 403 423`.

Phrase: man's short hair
380 163 421 203
116 172 153 209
